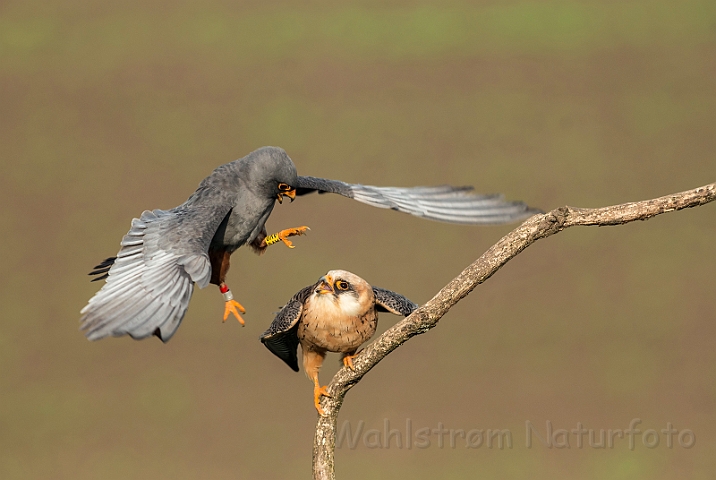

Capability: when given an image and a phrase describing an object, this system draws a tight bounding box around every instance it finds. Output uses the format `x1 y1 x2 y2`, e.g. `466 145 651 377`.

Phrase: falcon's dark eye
335 280 349 291
278 182 291 191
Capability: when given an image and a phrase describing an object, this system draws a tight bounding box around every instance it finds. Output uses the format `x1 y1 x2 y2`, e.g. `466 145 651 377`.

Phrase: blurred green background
1 0 715 478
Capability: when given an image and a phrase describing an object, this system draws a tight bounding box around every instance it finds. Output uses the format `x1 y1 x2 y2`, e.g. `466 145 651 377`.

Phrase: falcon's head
311 270 374 318
244 146 298 203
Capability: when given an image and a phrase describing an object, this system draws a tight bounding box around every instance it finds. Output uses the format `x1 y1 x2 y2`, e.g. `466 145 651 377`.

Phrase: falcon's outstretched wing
260 285 314 372
373 287 418 317
80 188 232 342
295 176 540 225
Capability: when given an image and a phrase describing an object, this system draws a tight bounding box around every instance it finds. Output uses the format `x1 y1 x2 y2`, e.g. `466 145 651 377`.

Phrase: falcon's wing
373 287 418 317
80 187 232 342
295 176 540 225
260 285 314 372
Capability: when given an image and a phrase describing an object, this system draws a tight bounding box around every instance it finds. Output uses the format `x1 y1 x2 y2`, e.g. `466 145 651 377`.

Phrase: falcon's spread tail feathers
295 176 540 225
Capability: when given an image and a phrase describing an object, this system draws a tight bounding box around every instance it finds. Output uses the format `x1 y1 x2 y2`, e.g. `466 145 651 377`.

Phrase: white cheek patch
311 293 363 318
337 294 362 317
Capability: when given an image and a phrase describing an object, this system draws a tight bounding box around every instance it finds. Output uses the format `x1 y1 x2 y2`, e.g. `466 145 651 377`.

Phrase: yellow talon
264 226 310 249
314 385 331 416
223 299 246 326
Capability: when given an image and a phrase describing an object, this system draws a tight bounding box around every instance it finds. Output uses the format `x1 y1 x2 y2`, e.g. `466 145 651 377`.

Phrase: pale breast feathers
299 292 377 352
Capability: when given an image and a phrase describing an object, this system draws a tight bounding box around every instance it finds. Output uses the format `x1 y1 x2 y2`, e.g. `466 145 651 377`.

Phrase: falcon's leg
219 283 246 325
249 227 269 255
341 349 362 371
259 226 310 249
303 347 330 416
209 247 246 325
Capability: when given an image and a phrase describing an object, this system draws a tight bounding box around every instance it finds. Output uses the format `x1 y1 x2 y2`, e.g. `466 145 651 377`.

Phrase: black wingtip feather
92 257 117 270
153 327 169 343
88 257 116 282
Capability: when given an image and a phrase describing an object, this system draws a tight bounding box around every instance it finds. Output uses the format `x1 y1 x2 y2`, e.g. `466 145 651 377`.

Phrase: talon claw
223 299 246 326
265 226 310 249
343 355 356 371
342 349 362 371
314 385 331 416
278 226 309 248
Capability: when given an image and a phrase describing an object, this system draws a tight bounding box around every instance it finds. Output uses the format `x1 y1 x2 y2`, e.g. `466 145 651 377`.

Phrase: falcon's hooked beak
277 188 296 204
316 275 334 295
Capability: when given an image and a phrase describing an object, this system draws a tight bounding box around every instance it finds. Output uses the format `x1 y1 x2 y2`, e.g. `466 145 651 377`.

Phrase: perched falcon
81 146 537 342
261 270 417 415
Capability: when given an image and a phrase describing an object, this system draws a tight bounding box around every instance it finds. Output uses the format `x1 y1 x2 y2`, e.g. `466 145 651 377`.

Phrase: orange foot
342 350 363 371
313 385 331 416
223 299 246 326
265 226 310 249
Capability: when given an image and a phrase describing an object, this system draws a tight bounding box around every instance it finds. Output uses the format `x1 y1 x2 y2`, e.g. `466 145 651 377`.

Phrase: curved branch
312 182 716 480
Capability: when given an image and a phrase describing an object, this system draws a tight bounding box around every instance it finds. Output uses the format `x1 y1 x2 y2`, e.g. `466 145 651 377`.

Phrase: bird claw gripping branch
314 384 331 416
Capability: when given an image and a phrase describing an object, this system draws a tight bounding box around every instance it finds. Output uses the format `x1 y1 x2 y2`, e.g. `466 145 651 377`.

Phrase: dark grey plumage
81 147 295 342
81 146 536 343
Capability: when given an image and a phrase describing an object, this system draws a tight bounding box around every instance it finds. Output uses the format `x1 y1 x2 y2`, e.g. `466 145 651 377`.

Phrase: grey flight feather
80 193 233 342
296 176 540 225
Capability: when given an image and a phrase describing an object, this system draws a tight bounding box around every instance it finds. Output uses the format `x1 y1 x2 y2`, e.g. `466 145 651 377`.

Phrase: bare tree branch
312 182 716 480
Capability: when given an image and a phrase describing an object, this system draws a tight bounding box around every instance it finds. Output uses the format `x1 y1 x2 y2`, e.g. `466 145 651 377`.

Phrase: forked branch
313 182 716 480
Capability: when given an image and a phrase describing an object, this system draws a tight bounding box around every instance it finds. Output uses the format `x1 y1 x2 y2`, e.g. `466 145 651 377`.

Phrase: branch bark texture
312 182 716 480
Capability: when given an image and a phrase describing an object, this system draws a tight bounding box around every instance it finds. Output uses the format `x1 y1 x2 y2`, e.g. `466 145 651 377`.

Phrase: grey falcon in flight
261 270 417 415
80 146 538 342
